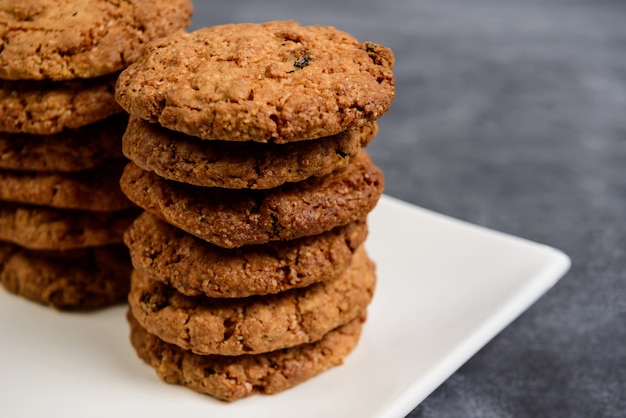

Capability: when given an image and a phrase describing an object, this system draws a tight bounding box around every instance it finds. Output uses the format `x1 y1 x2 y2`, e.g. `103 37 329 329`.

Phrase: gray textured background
190 1 626 417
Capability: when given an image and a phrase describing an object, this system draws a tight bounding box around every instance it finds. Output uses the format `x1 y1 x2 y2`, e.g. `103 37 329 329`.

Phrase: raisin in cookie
116 21 395 142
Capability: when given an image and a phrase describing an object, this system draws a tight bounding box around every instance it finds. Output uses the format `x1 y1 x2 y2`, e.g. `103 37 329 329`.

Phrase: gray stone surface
190 1 625 416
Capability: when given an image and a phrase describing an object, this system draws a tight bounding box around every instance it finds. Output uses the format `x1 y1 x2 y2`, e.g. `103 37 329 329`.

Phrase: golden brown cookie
123 115 377 189
0 114 126 172
115 21 395 143
128 309 365 401
0 160 133 211
0 0 193 80
0 74 121 134
124 211 368 298
0 203 138 250
0 241 131 310
120 150 384 248
128 246 375 356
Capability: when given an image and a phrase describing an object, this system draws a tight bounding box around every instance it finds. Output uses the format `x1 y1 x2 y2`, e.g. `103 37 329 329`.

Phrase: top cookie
0 0 193 81
115 20 395 143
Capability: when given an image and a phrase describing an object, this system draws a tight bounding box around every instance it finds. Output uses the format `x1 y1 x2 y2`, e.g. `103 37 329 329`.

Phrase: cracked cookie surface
123 115 377 189
128 246 375 356
0 160 133 211
0 241 130 310
115 20 395 142
125 211 368 298
0 0 193 80
120 150 384 248
128 309 365 402
0 114 126 172
0 203 138 250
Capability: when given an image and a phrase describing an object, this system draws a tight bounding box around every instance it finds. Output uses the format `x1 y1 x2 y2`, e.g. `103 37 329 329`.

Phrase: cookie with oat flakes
127 309 365 402
127 246 375 356
115 21 395 143
0 203 138 250
123 115 378 189
0 160 133 212
0 74 121 134
124 211 368 298
0 241 130 310
0 114 126 172
0 0 193 80
119 150 384 248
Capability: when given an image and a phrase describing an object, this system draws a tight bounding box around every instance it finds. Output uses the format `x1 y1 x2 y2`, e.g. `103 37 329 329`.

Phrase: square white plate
0 195 570 418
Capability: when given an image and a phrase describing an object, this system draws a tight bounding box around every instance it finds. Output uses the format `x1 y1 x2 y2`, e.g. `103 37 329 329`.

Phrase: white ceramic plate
0 195 570 418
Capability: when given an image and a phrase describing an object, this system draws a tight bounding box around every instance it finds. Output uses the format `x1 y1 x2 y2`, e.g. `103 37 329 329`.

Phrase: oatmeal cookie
128 309 365 401
0 0 193 80
0 74 121 134
120 150 384 248
125 211 368 298
0 160 133 211
123 115 377 189
0 114 126 172
116 21 395 142
0 241 130 310
128 246 375 356
0 203 138 250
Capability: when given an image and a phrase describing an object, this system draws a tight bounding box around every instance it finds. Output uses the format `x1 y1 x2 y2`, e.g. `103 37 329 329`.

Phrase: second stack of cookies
116 21 395 401
0 0 193 310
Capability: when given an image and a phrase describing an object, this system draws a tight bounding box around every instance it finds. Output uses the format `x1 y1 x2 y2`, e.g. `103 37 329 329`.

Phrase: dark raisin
293 54 311 69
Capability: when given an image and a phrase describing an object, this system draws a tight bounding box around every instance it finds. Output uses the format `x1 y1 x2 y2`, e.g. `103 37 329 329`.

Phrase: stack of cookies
115 21 395 401
0 0 193 309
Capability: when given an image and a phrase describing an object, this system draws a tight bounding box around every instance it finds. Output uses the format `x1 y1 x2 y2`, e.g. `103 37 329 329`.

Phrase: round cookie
0 203 139 250
120 150 384 248
128 246 375 356
125 211 368 298
115 21 395 143
0 0 193 80
128 309 365 402
0 114 126 172
123 115 378 189
0 160 133 212
0 241 131 310
0 73 121 134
